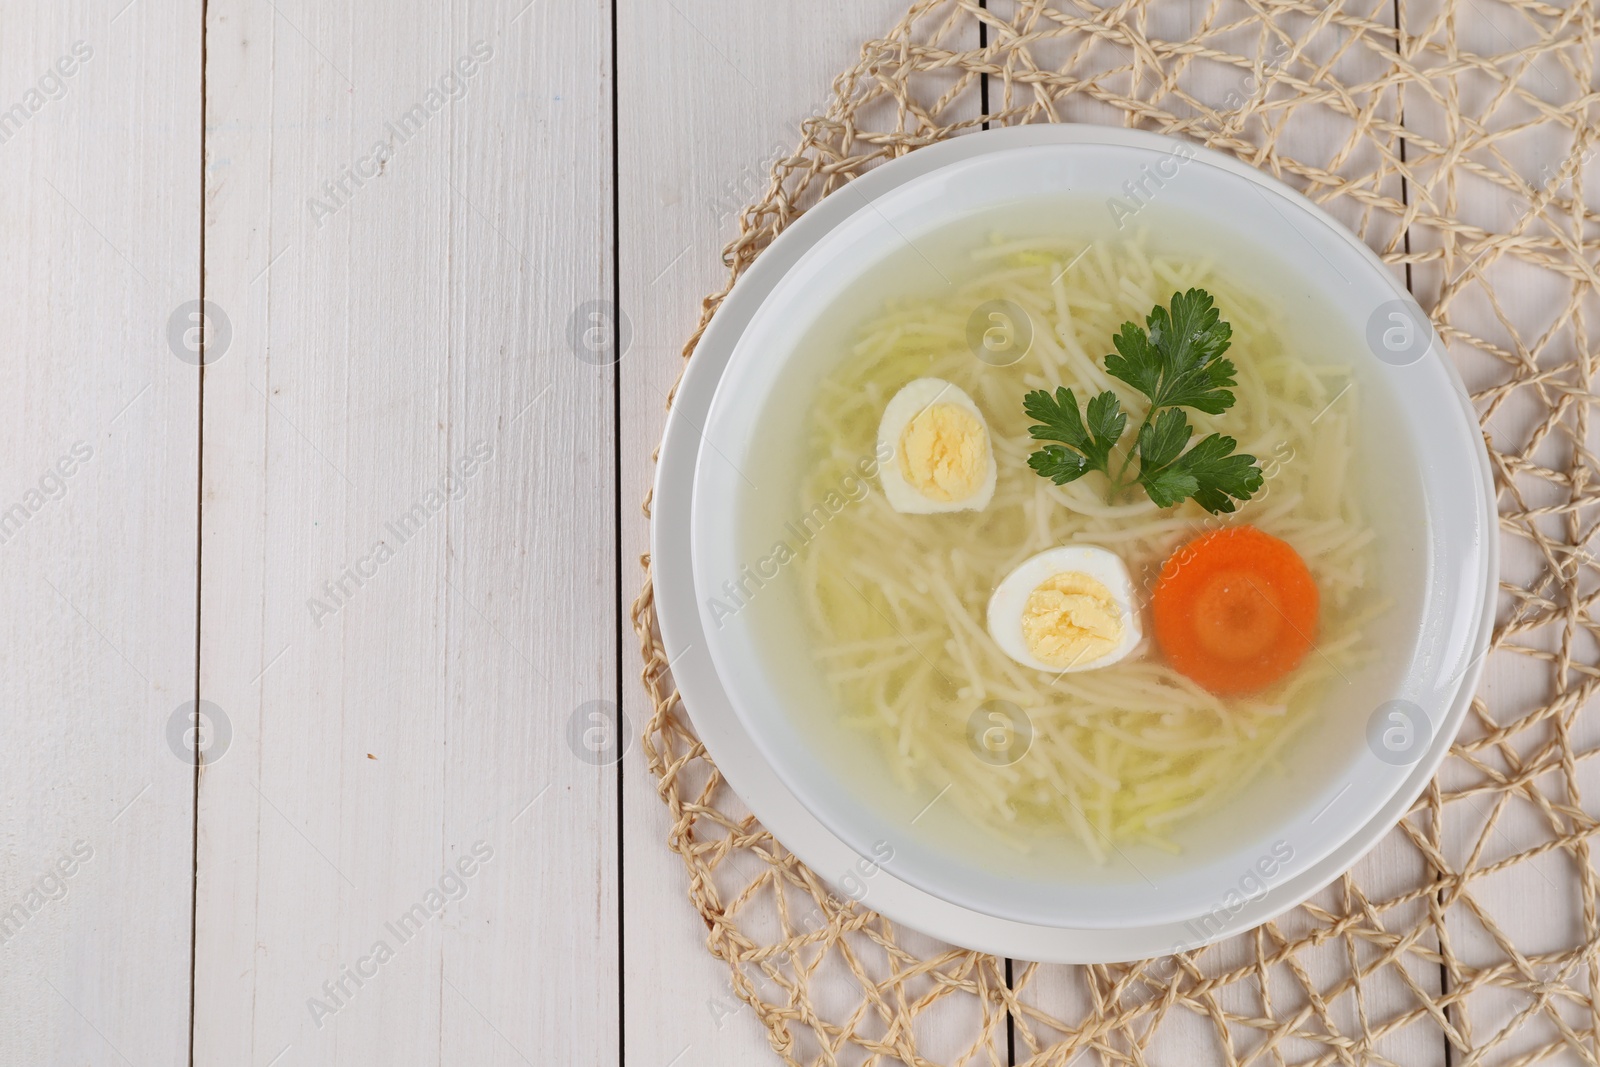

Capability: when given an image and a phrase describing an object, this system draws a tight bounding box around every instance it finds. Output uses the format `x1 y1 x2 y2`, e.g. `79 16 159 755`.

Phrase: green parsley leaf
1137 409 1264 512
1134 406 1191 471
1027 445 1090 485
1104 288 1238 415
1084 390 1127 461
1023 387 1126 484
1021 288 1264 514
1173 435 1265 514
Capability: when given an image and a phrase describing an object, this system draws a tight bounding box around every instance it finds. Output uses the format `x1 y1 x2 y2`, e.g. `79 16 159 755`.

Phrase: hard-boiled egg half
987 545 1143 673
877 378 997 514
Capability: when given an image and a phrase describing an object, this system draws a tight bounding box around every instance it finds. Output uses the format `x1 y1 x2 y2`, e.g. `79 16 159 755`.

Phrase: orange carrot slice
1151 526 1319 695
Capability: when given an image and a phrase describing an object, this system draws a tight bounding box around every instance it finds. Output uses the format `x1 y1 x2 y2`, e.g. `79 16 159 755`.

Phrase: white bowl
675 125 1494 934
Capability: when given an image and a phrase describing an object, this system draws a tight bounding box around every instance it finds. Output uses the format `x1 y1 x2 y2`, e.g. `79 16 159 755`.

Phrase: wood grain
194 2 617 1063
0 2 201 1067
0 2 200 1064
1396 0 1598 1060
0 1 1569 1062
615 2 999 1063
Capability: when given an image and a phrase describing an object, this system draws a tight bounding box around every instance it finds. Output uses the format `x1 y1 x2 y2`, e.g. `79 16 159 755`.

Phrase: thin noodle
788 231 1375 853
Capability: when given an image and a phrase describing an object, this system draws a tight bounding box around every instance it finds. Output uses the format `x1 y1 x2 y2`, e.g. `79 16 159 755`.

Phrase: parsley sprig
1023 288 1264 514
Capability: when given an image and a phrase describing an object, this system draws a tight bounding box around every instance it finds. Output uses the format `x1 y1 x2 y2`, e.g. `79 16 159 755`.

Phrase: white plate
653 124 1495 960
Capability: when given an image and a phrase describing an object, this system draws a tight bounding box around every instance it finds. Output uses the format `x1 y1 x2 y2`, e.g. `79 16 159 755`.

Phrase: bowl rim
656 123 1497 954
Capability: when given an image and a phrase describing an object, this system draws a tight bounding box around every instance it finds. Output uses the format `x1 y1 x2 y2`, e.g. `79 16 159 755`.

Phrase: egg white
875 377 998 514
987 545 1144 673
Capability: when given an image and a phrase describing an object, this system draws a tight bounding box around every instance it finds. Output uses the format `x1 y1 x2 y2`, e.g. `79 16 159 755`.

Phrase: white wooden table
0 1 1576 1064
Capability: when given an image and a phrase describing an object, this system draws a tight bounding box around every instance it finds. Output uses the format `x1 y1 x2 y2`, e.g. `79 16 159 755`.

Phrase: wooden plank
1395 0 1600 1061
616 2 1002 1064
982 0 1448 1063
0 2 199 1064
194 3 618 1064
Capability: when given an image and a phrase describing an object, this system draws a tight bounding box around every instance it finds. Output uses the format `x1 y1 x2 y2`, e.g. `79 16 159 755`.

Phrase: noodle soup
736 200 1420 867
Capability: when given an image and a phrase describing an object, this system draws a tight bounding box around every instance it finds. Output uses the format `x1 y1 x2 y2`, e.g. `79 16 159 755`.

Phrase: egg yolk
898 403 989 502
1021 571 1123 668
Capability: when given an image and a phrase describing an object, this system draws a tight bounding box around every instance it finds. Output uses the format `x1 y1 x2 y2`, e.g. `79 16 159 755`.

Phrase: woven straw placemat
632 1 1600 1062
